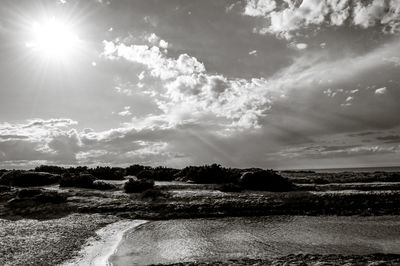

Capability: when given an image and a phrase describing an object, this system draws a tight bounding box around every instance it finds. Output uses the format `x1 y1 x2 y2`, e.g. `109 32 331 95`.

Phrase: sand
61 219 148 266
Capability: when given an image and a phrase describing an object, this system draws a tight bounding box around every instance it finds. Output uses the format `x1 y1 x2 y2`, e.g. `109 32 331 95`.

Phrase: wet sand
62 219 148 266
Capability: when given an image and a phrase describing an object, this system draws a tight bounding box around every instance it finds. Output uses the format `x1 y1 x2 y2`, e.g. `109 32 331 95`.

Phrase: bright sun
26 17 80 60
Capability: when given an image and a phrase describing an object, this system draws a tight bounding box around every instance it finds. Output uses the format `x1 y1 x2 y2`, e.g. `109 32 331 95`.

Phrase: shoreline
61 219 148 266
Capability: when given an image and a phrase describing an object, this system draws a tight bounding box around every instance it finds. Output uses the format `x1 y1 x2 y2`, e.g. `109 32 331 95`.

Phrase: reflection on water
110 216 400 266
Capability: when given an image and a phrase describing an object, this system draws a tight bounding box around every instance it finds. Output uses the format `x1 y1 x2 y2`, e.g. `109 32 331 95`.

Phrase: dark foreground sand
0 214 120 266
2 214 400 266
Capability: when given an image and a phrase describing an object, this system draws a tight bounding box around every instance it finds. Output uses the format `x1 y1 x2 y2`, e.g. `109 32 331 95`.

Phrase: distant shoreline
279 165 400 173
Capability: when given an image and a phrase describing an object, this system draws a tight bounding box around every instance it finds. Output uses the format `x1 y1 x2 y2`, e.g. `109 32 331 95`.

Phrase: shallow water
109 216 400 265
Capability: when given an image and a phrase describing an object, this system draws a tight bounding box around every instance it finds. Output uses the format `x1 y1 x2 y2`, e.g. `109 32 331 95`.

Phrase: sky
0 0 399 170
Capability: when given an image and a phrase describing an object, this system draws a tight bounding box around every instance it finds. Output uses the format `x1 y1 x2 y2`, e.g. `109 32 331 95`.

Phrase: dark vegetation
217 183 243 192
0 171 60 187
136 166 180 181
240 170 294 191
0 164 295 193
60 173 96 188
8 188 66 207
124 178 155 193
0 165 400 220
140 188 169 200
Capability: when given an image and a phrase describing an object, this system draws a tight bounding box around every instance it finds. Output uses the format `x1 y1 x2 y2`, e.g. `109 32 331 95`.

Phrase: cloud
244 0 276 17
376 135 400 143
103 35 400 132
296 43 308 50
104 41 205 80
289 42 308 50
348 131 375 137
383 56 400 67
0 118 184 168
240 0 400 39
276 143 399 159
103 40 281 129
0 119 81 165
375 87 387 95
118 106 132 117
159 39 169 49
249 50 257 55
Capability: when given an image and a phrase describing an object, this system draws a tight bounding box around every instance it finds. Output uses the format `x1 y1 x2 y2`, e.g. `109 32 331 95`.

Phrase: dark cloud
348 132 375 137
376 135 400 143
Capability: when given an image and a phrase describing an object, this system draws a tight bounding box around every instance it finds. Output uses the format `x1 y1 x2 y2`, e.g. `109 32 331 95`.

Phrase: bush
126 164 152 176
59 173 95 188
140 188 168 200
124 178 154 193
0 171 60 187
135 167 179 181
12 189 66 204
17 188 42 198
89 166 125 180
91 180 116 190
0 185 11 192
35 191 66 203
65 166 89 175
34 165 66 175
240 170 294 191
218 183 243 192
178 164 237 184
314 177 329 184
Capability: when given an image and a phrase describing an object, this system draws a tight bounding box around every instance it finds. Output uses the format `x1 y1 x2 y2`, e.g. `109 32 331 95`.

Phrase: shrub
12 189 66 204
17 188 42 198
178 164 237 184
218 183 243 192
91 180 116 190
89 166 126 180
34 165 66 175
35 191 67 203
135 167 179 181
140 188 168 200
126 164 152 176
124 178 154 193
314 177 329 184
0 171 60 187
59 173 95 188
65 166 89 175
240 170 294 191
0 185 11 192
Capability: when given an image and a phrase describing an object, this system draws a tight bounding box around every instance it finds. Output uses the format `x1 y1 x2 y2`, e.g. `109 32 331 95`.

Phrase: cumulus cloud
375 87 387 95
103 34 400 130
104 41 205 80
103 40 282 129
0 119 81 165
241 0 400 39
159 39 169 49
0 118 183 168
244 0 276 17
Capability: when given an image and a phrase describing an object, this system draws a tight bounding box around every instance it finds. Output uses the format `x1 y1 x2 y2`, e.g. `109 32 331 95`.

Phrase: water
288 166 400 173
109 216 400 265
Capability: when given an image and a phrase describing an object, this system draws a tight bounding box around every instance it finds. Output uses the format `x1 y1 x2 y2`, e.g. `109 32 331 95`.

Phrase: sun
26 17 80 60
